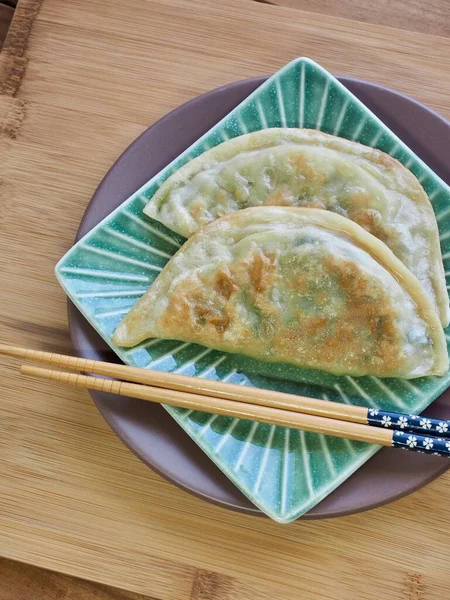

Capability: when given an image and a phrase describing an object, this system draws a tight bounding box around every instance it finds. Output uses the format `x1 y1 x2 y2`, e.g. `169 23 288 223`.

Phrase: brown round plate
68 76 450 519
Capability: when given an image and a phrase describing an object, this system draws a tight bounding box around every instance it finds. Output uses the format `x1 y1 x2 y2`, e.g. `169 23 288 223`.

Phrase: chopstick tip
0 343 13 355
0 344 26 359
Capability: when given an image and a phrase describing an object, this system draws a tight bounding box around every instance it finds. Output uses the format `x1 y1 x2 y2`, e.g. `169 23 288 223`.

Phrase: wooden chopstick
0 344 366 421
2 345 450 439
19 365 450 458
20 364 390 445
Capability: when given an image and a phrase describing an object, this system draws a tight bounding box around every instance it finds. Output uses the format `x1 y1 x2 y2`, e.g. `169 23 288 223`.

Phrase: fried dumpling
144 128 449 326
113 208 448 379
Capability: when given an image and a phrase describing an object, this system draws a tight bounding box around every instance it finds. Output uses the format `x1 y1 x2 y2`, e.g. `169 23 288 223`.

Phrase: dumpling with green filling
144 128 449 327
113 207 448 379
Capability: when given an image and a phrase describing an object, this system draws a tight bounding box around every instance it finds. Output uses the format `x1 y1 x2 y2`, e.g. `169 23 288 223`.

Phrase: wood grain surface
0 0 450 598
266 0 450 37
0 558 152 600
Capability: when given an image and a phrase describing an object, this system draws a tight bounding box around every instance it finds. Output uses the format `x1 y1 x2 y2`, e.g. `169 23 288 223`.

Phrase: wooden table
0 0 449 598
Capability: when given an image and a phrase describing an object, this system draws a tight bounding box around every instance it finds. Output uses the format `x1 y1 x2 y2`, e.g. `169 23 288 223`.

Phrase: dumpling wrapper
113 208 448 379
144 128 449 327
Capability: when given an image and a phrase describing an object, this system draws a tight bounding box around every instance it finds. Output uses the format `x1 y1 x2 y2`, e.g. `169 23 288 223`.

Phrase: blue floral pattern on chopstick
392 431 450 457
367 409 450 437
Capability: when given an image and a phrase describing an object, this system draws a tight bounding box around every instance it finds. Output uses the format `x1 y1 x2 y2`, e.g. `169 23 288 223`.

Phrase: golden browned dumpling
144 129 449 326
113 208 448 379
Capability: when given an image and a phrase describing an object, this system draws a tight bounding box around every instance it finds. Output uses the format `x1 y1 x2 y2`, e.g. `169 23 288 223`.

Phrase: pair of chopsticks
2 344 450 457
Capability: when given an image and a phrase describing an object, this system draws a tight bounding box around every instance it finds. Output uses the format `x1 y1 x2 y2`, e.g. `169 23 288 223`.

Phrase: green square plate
56 58 450 523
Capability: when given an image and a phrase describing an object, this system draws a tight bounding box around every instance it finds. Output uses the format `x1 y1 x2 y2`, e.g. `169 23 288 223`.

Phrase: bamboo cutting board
0 0 450 598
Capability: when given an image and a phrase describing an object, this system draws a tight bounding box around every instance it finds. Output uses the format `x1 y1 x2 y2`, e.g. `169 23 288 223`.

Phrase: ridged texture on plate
56 58 450 522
